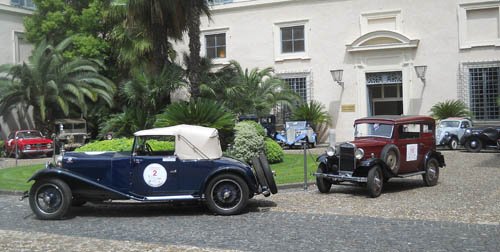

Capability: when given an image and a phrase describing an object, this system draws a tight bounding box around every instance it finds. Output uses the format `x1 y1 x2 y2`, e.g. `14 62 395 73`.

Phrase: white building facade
176 0 500 142
0 0 35 139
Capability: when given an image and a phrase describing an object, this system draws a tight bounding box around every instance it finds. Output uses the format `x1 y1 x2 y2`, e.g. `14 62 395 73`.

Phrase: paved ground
0 150 498 251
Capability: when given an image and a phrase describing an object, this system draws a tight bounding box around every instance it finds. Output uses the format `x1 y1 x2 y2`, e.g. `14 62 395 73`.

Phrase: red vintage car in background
4 130 54 158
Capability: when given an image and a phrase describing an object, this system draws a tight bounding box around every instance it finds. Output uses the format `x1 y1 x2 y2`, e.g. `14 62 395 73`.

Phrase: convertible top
134 125 223 160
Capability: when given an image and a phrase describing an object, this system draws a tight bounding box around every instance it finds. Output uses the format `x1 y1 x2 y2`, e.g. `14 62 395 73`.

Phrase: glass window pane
207 48 216 59
206 35 215 47
216 34 225 46
371 86 382 98
384 85 398 98
293 26 304 39
282 41 293 53
217 47 226 58
281 27 292 40
293 40 304 52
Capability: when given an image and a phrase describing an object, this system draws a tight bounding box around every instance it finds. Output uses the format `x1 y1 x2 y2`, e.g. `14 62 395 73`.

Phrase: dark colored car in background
460 125 500 152
314 115 445 198
23 125 277 220
4 130 53 158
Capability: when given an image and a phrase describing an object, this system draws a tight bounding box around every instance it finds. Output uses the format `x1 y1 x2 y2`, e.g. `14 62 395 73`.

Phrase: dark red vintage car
4 130 53 158
314 115 446 197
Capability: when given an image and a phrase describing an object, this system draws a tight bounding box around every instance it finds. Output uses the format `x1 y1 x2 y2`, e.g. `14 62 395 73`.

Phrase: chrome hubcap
470 141 477 148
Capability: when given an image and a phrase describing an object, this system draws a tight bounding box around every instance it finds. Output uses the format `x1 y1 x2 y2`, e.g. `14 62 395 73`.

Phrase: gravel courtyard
0 150 498 251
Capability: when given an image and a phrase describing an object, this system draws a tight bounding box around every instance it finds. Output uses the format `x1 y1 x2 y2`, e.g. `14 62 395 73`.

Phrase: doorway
366 72 403 116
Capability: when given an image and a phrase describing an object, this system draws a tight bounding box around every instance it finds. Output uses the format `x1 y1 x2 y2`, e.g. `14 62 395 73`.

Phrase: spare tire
258 153 278 194
251 156 268 190
380 144 400 174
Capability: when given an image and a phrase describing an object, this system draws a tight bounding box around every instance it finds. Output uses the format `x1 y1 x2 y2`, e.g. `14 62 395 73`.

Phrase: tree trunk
187 5 202 98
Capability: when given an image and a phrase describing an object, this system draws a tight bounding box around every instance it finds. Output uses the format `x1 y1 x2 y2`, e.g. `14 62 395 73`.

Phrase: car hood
17 138 53 144
350 138 389 149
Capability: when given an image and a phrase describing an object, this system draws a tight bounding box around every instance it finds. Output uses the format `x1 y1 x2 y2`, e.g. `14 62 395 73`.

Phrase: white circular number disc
143 163 167 187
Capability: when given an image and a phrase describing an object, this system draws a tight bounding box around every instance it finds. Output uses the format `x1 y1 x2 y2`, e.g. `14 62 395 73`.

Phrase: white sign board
143 163 167 187
406 144 418 161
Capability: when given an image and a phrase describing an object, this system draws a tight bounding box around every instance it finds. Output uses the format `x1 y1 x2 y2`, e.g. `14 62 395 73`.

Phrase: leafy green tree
25 0 115 60
292 100 331 130
200 60 300 117
0 38 115 133
429 99 470 120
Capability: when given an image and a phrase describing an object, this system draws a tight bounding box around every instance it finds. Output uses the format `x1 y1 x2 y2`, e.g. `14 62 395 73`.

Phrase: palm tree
0 38 115 133
124 0 187 73
429 99 470 120
291 100 331 130
201 60 300 117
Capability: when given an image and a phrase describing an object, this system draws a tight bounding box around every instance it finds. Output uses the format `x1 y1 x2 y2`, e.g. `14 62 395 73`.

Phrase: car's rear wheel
367 165 383 198
381 144 400 174
258 153 278 194
29 178 72 220
423 158 440 186
316 165 332 193
448 137 459 150
465 138 482 152
205 174 249 215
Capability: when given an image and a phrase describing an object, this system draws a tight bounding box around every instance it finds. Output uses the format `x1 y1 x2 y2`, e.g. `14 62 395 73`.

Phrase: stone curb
0 190 24 196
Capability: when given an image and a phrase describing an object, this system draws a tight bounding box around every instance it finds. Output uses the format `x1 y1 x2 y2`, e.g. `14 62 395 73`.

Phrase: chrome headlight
444 131 450 136
47 143 52 149
465 129 471 134
355 148 365 160
56 155 63 167
25 144 31 150
280 130 285 135
326 146 336 156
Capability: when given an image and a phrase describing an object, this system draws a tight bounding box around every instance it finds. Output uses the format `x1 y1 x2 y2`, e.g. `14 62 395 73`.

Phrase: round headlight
56 155 63 167
326 146 336 156
444 131 450 136
25 144 31 150
355 148 365 160
465 129 471 134
47 143 52 149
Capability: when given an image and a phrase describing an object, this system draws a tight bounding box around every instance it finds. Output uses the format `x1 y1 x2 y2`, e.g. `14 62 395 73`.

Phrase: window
469 67 500 120
458 2 500 48
10 0 35 9
281 26 304 53
283 77 308 102
367 72 403 116
273 20 309 61
274 74 310 124
14 32 32 64
205 33 226 59
399 124 420 139
134 135 175 156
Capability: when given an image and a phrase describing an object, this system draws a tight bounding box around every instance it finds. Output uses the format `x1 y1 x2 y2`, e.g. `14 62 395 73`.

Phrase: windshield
286 121 307 129
439 121 460 128
17 131 43 139
354 123 393 138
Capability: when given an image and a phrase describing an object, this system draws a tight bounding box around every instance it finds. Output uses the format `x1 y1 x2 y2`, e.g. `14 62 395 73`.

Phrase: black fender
316 153 338 171
441 134 457 145
359 158 396 178
28 166 143 201
425 151 446 168
201 166 259 196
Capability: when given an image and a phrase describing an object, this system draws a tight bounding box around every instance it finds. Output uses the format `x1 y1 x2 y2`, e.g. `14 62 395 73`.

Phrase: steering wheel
145 143 153 154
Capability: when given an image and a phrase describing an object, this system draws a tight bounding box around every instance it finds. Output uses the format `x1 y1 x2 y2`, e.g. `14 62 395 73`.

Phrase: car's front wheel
205 174 249 215
448 137 459 150
29 178 72 220
465 138 482 152
423 158 440 186
367 166 383 198
316 165 332 193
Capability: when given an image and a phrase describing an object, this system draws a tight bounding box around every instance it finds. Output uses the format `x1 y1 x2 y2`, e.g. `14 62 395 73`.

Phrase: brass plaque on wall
341 104 355 112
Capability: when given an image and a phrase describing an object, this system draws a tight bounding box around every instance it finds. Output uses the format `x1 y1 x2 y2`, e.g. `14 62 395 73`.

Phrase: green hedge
75 138 174 152
265 138 284 164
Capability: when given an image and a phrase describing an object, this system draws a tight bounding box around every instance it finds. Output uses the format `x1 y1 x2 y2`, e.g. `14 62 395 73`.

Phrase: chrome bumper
313 172 368 183
22 149 53 154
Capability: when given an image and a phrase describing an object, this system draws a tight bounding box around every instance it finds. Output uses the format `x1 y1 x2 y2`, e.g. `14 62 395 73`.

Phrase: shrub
241 120 266 137
75 138 134 152
230 121 265 163
265 138 283 164
292 100 331 130
429 99 470 120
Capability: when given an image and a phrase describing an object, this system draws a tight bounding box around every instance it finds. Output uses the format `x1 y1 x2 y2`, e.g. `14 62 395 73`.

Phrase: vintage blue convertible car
275 121 317 148
23 125 277 219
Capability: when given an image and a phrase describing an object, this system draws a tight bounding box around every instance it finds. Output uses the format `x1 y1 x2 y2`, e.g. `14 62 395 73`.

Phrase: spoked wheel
367 166 384 198
205 174 249 215
29 178 72 220
423 158 440 186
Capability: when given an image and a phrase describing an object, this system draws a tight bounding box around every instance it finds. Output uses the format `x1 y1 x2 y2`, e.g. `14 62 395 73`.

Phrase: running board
397 171 426 178
145 195 195 201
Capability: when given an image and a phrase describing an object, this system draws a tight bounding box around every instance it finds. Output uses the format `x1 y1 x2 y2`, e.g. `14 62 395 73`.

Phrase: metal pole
15 137 18 167
303 141 307 190
52 134 56 164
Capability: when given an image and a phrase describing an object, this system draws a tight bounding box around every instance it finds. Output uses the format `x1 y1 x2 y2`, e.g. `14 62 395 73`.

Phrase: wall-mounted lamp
414 65 427 82
330 69 344 86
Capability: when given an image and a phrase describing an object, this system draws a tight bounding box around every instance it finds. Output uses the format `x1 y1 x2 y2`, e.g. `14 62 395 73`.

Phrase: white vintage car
435 118 472 150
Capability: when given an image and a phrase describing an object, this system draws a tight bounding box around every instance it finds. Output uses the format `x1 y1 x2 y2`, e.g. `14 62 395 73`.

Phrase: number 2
152 169 157 176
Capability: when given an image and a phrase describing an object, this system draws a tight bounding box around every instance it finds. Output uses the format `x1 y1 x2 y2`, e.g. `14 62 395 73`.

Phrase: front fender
425 151 446 168
359 158 396 178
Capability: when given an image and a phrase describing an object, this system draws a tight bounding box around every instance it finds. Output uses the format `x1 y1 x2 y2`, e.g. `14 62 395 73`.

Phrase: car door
130 136 180 197
395 123 422 173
